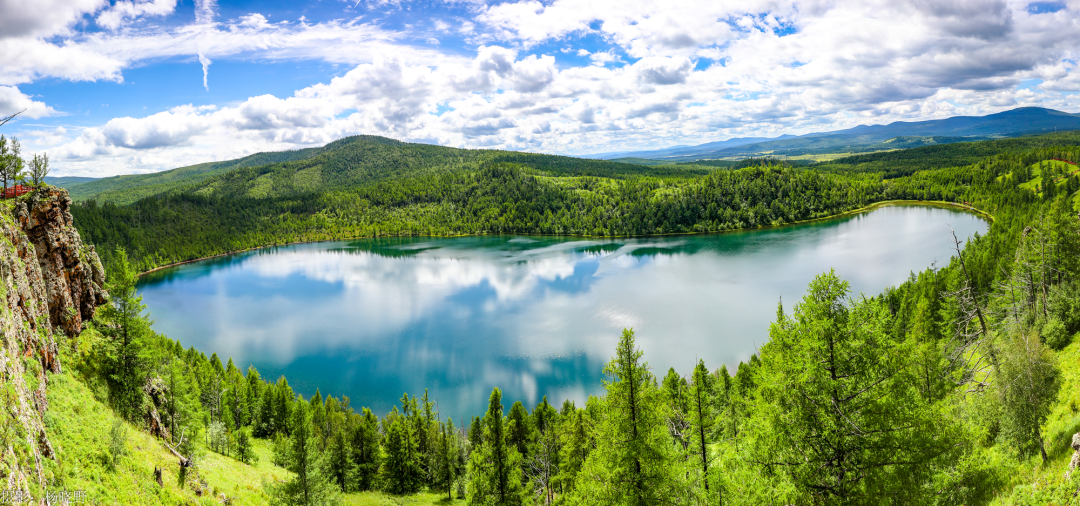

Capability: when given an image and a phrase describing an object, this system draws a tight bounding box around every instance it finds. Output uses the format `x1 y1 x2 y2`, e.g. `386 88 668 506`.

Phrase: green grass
990 335 1080 505
43 334 467 505
45 370 206 505
607 157 678 166
341 491 462 506
1018 160 1077 193
195 437 285 504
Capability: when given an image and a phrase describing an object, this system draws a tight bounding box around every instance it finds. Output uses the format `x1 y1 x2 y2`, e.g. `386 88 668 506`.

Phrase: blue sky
1 0 1079 177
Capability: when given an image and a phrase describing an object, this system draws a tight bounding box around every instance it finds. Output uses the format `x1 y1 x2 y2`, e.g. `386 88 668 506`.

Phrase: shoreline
137 199 993 277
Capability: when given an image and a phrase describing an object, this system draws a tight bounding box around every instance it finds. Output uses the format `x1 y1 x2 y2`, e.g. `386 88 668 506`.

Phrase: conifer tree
236 426 255 464
661 367 690 450
553 407 587 499
351 408 381 491
688 359 716 495
100 247 152 421
507 401 533 460
747 271 951 502
433 417 462 499
269 402 338 505
419 389 436 485
467 387 524 506
570 329 688 505
161 357 199 446
382 407 422 494
328 428 352 492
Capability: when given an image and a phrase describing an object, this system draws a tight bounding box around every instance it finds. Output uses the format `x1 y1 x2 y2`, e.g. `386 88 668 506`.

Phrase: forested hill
71 131 1080 273
814 130 1080 177
66 140 334 204
70 135 706 206
43 135 1080 505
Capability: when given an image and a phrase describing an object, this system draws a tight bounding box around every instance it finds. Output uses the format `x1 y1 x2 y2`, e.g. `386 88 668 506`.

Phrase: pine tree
419 389 436 485
161 357 199 446
532 397 558 436
236 427 256 464
275 377 294 436
661 367 690 450
467 387 524 506
553 407 587 499
433 417 462 500
328 428 353 492
507 401 533 460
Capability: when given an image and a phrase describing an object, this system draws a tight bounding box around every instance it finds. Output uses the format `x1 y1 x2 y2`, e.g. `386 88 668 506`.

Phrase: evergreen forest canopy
70 131 1080 274
54 130 1080 504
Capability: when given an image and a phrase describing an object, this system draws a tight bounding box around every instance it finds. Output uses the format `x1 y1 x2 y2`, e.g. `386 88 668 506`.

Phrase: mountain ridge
597 107 1080 161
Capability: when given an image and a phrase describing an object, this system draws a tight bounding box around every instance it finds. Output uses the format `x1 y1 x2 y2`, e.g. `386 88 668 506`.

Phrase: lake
137 204 987 420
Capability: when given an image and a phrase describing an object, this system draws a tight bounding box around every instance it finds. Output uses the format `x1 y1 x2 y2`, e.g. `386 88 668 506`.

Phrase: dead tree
943 228 998 391
0 109 23 129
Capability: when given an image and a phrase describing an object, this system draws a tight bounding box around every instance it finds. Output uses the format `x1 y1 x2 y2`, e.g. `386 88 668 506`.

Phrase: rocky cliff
0 188 107 494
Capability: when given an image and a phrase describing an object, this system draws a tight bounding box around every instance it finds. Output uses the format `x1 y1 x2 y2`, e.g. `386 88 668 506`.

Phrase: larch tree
270 402 338 506
467 387 524 506
100 247 153 421
351 407 382 491
382 406 422 495
746 271 952 503
688 359 716 496
570 329 689 506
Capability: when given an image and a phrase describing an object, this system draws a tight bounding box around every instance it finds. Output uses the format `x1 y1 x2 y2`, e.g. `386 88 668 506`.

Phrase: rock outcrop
0 188 107 494
1067 433 1080 480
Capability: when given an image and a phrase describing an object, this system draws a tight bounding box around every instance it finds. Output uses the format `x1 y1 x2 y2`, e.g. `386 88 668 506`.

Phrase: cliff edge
0 188 107 494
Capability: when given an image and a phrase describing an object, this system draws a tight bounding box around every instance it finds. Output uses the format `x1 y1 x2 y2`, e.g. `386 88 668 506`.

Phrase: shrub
271 432 291 468
108 419 128 468
236 428 257 465
1043 318 1071 350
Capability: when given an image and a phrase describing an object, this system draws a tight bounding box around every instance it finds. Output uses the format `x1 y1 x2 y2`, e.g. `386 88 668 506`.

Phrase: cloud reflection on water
138 205 987 417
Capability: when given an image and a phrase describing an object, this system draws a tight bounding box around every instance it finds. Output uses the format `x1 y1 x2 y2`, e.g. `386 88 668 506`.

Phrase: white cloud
633 56 692 85
7 0 1080 177
0 0 106 38
0 86 58 119
96 0 177 31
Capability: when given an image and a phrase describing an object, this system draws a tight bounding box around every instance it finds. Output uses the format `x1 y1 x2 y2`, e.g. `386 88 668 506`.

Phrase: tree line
71 139 1080 504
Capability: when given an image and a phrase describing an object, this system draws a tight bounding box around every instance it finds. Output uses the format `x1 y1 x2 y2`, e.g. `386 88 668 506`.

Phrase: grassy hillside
45 176 99 189
40 134 1080 505
47 332 463 506
67 143 334 205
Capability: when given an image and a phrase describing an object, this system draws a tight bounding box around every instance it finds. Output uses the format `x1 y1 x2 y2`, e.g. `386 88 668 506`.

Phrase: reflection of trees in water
136 204 988 419
268 348 607 421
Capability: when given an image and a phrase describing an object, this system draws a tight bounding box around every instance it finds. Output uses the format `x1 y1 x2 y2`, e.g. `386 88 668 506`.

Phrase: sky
1 0 1079 177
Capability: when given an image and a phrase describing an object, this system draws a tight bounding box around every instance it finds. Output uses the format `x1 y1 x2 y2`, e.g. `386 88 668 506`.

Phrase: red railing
3 185 32 199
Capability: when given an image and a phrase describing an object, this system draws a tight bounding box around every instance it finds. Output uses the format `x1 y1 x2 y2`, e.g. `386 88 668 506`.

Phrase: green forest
34 131 1080 505
69 131 1080 274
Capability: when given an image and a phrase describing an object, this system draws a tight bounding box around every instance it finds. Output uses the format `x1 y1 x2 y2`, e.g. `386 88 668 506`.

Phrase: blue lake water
137 204 987 420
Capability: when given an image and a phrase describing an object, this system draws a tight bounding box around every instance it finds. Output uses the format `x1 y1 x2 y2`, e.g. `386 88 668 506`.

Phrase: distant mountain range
56 107 1080 199
591 107 1080 162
